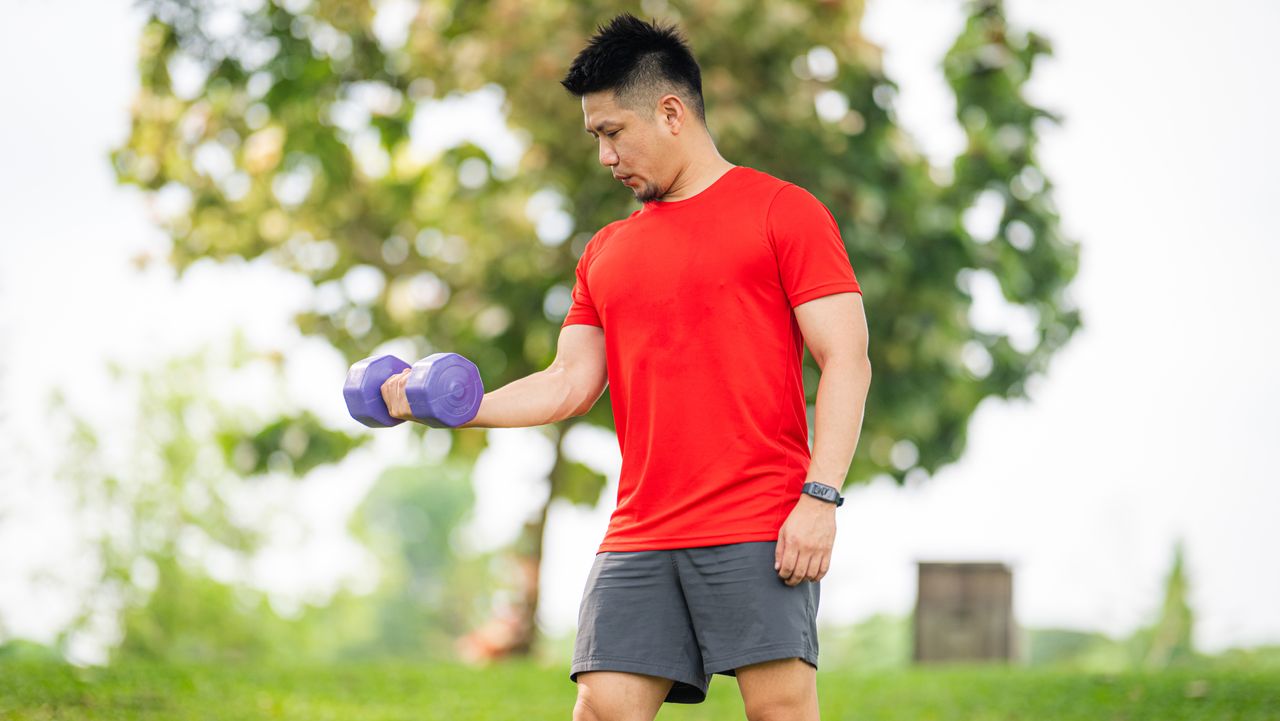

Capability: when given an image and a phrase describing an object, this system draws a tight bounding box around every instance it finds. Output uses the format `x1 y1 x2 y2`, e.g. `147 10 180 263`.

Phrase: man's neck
660 154 736 202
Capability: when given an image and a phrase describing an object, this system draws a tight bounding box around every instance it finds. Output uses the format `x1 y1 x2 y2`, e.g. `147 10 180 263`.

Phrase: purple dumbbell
344 352 483 428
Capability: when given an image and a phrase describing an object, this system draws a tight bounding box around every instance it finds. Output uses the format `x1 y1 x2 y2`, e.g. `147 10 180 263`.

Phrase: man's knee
572 671 671 721
744 688 820 721
744 697 811 721
738 658 819 721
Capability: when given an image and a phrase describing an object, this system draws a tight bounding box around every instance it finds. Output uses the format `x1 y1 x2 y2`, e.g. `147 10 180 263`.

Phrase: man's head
561 13 709 202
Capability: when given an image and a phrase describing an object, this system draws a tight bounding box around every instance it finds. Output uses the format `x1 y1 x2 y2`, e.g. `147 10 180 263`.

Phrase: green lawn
2 659 1277 720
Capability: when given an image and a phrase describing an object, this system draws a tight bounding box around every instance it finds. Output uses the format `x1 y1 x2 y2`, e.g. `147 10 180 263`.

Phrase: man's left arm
775 291 872 586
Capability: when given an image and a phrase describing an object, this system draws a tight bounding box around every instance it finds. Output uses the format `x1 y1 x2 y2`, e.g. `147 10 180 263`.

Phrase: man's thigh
735 657 819 721
570 550 711 703
673 540 820 675
573 670 674 721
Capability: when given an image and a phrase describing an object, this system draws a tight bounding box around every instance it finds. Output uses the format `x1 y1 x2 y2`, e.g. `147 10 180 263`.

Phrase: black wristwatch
800 482 844 507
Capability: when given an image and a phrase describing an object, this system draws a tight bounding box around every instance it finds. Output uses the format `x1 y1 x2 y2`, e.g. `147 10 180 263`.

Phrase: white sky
1 0 1277 665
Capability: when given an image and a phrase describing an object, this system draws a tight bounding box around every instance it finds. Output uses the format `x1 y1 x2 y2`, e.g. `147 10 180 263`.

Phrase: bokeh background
1 0 1277 715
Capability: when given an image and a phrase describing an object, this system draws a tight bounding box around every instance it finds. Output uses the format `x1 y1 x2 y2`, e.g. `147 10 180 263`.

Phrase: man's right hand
380 368 415 422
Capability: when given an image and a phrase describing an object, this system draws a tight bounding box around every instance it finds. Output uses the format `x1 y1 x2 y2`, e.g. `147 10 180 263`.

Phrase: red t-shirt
562 165 862 553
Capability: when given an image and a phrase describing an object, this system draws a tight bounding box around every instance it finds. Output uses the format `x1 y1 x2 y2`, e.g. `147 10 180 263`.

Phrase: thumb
775 538 783 570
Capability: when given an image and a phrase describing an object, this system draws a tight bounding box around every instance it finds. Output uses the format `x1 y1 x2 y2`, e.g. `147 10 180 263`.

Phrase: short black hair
560 13 706 124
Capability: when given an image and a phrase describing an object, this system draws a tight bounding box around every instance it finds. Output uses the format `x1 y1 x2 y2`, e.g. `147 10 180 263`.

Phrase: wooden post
913 561 1016 663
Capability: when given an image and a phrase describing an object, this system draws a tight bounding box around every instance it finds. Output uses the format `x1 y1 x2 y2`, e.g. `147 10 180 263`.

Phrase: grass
1 658 1277 720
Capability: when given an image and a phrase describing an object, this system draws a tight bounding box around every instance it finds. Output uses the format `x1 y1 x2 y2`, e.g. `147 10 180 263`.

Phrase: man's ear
659 94 686 135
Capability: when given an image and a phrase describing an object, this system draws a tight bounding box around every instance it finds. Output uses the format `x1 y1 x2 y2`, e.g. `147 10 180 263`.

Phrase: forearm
805 355 872 491
455 365 582 429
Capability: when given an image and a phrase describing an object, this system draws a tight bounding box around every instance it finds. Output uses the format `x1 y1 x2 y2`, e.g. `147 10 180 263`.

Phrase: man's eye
607 130 619 137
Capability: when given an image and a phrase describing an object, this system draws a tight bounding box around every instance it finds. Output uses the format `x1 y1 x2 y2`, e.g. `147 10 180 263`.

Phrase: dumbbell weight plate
405 352 484 428
343 354 412 428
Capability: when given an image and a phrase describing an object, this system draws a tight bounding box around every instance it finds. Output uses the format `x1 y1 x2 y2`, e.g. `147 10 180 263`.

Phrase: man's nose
598 143 618 167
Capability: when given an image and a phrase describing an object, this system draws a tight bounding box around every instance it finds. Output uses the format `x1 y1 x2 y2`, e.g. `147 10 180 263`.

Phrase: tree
1139 538 1197 669
110 0 1080 659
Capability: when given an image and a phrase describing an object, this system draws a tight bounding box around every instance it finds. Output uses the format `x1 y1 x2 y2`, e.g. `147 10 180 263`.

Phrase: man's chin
635 186 661 203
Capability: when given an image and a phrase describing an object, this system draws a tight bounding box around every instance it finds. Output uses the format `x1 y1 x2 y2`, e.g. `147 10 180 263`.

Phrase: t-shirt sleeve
561 235 603 328
766 184 862 308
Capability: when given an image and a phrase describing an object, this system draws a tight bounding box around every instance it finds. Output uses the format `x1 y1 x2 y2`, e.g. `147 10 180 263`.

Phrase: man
383 12 871 721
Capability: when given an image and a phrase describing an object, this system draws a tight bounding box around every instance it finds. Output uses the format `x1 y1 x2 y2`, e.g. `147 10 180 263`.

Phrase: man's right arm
457 323 607 428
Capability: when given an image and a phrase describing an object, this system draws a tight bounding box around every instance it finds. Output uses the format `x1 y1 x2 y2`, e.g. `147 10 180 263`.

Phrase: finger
804 551 826 584
382 369 405 397
791 552 815 585
778 543 799 580
816 553 830 582
381 376 395 407
805 553 823 583
775 537 785 571
783 547 803 584
384 370 411 420
383 382 398 417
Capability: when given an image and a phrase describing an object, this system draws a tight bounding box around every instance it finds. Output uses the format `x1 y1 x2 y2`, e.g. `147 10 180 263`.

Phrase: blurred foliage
43 338 498 664
1137 538 1198 670
214 410 365 477
820 612 914 671
114 555 302 663
46 345 305 662
105 460 501 665
0 640 63 664
332 459 506 660
1028 539 1202 672
1027 627 1134 671
1210 646 1280 671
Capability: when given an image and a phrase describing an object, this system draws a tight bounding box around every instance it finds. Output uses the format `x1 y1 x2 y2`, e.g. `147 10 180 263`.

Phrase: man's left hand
774 492 837 586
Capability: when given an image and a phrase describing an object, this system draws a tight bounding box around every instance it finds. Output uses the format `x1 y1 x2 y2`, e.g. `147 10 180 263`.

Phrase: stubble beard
634 179 663 203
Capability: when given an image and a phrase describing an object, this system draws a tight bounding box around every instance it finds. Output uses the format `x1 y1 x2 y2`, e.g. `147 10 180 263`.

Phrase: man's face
582 90 671 203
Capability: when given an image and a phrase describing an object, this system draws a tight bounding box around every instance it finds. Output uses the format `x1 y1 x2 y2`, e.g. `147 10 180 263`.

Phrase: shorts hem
570 655 709 704
704 643 818 676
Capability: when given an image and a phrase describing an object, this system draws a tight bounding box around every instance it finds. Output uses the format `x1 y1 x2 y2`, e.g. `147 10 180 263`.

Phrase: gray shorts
569 540 820 704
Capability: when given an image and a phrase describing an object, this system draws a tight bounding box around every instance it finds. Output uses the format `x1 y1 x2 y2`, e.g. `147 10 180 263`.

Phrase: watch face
806 483 837 502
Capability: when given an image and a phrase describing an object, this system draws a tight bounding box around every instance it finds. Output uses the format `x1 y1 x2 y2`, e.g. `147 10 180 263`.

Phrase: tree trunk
456 425 567 663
